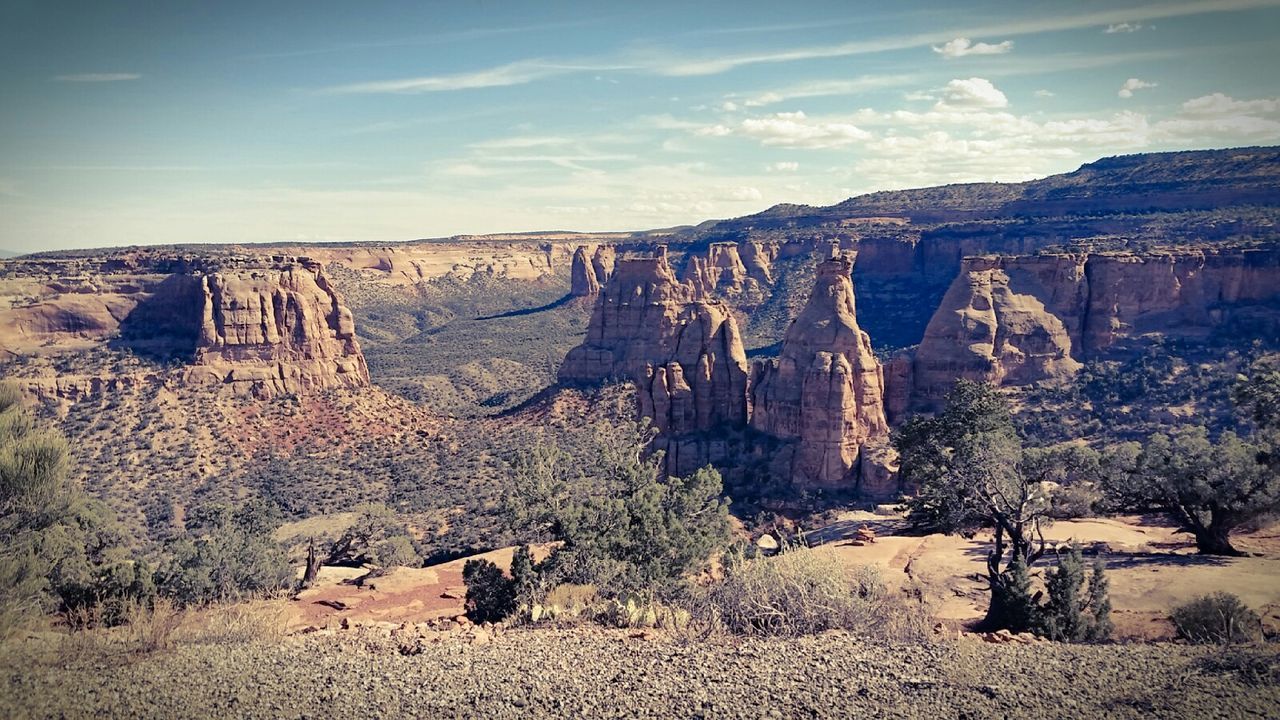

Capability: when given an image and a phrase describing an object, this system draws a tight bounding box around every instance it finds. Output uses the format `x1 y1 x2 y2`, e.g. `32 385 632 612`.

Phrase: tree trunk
301 538 322 588
1194 525 1245 556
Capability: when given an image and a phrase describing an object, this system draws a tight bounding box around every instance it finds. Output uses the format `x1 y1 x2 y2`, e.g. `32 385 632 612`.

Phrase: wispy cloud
1118 77 1157 98
53 73 140 82
932 38 1014 58
735 74 917 107
649 0 1279 75
243 19 602 60
318 1 1276 94
321 59 631 94
1104 22 1146 33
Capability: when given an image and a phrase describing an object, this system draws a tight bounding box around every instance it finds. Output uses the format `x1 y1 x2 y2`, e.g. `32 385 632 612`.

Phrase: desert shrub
0 383 148 629
463 558 516 623
324 503 423 571
507 420 731 599
1171 592 1263 644
174 600 286 646
530 583 600 623
690 546 889 638
1039 545 1112 643
154 500 293 606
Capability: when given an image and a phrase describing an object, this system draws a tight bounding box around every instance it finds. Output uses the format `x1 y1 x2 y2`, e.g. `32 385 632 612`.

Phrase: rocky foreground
3 628 1278 719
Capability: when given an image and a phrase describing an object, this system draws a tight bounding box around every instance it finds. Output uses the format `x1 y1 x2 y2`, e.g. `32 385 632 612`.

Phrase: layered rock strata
559 247 749 435
569 245 616 297
184 260 370 396
908 246 1280 408
750 249 891 491
0 254 369 398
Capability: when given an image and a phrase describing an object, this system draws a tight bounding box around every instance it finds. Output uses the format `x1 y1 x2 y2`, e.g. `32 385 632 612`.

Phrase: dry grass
175 599 288 646
685 547 931 640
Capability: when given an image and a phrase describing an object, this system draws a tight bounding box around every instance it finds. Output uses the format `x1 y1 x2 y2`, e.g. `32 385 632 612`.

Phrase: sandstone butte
899 245 1280 410
750 248 894 494
558 246 750 435
0 254 369 400
568 245 616 297
559 244 897 496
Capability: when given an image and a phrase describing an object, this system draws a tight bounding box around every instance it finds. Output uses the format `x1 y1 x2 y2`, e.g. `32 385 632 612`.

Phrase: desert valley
3 146 1280 717
4 1 1280 717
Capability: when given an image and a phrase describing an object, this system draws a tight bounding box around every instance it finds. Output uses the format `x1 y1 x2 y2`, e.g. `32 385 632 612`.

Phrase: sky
2 0 1279 253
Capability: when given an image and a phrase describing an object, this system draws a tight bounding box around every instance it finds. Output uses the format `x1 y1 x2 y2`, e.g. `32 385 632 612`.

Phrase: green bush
1171 592 1263 644
1040 545 1112 643
325 503 422 570
462 559 516 623
154 500 293 606
0 383 149 629
507 419 731 599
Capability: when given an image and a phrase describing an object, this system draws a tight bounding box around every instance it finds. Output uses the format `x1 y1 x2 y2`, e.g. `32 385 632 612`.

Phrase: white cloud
719 101 740 112
932 38 1014 58
1118 77 1157 98
738 111 871 149
936 78 1009 109
719 186 764 201
321 59 629 94
469 136 571 150
767 161 799 172
1104 22 1145 33
694 124 733 137
1034 89 1056 98
1179 92 1280 117
904 90 936 101
53 73 140 82
739 75 917 107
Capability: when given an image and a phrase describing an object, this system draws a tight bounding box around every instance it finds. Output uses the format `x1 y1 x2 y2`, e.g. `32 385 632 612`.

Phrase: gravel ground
3 628 1278 719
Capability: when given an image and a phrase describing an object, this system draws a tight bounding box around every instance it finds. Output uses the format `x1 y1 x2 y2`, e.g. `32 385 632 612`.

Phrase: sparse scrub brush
1171 592 1263 644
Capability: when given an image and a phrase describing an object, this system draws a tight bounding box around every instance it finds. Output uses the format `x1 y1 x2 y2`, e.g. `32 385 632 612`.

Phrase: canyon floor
274 513 1280 643
3 628 1278 719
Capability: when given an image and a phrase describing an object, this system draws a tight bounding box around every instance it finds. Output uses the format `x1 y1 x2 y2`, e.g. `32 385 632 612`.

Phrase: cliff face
0 254 369 398
908 246 1280 408
184 261 370 396
569 245 616 297
750 250 891 491
559 247 749 435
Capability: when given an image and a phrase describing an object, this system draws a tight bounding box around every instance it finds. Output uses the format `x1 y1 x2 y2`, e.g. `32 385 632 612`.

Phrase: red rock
750 248 889 491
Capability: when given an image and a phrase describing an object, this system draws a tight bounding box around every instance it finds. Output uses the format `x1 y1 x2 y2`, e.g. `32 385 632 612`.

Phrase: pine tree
991 555 1037 633
1084 556 1113 643
1042 545 1085 641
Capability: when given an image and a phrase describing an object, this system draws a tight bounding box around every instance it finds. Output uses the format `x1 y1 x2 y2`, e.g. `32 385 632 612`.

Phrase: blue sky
2 0 1279 252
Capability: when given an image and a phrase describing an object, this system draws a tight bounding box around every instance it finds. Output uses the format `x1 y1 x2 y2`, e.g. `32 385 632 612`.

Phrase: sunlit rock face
750 248 891 491
559 246 749 435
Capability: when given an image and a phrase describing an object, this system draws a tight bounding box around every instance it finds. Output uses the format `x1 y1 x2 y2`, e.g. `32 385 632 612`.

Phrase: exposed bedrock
558 247 750 435
750 249 892 492
569 245 617 297
907 246 1280 409
0 255 370 398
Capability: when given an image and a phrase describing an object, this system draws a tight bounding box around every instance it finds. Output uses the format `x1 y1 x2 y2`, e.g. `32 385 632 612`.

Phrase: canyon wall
0 254 369 398
569 245 617 297
905 246 1280 408
558 247 750 437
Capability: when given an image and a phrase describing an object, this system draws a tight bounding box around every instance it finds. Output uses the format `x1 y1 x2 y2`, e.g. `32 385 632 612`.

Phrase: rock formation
0 253 369 398
750 248 891 491
569 245 616 297
559 247 749 435
183 260 370 396
907 246 1280 409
